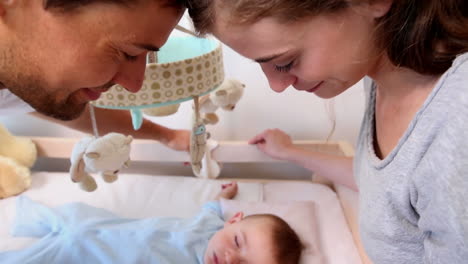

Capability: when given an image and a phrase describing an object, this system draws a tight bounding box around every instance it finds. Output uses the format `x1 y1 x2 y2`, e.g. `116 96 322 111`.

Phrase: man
0 0 190 151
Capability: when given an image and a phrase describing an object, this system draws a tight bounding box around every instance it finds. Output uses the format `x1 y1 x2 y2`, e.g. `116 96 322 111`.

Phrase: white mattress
0 172 361 264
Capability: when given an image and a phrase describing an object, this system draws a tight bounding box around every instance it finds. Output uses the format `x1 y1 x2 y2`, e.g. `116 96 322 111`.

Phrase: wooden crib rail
32 137 352 163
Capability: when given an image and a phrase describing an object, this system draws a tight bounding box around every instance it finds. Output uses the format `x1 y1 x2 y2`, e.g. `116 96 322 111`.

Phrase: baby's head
205 212 302 264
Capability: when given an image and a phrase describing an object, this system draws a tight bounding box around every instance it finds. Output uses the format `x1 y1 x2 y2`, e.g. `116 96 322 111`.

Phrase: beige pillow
220 199 324 264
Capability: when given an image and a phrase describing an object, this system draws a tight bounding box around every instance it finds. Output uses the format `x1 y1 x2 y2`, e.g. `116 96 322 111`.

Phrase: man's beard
6 76 115 121
4 73 88 121
0 48 88 120
0 49 113 121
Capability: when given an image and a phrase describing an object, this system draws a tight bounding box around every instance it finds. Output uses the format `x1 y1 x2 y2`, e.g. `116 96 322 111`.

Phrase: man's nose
111 53 147 93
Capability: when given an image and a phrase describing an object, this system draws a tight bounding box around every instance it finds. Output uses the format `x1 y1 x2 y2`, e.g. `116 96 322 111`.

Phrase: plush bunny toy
69 133 132 192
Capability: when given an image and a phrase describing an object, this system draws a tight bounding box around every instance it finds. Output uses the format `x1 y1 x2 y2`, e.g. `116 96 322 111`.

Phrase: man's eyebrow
135 43 160 52
254 52 287 63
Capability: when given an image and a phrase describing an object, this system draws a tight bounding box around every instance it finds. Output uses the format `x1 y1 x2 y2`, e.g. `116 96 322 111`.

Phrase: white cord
89 104 99 138
147 52 158 63
175 25 197 37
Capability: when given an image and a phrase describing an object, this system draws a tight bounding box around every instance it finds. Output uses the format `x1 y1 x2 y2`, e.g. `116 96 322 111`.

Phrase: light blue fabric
157 37 218 63
0 196 224 264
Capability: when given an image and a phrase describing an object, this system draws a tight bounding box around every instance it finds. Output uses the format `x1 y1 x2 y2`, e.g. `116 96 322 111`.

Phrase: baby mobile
69 26 245 192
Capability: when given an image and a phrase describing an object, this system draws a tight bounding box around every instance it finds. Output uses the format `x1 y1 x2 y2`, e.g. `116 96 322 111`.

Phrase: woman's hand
248 129 296 160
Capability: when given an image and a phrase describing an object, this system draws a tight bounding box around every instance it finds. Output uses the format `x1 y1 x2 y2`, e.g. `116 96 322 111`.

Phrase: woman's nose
111 53 147 93
261 65 297 93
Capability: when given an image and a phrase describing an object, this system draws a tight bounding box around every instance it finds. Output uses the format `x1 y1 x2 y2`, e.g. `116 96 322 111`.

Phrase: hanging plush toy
190 96 207 175
199 79 245 125
193 139 221 179
69 133 132 192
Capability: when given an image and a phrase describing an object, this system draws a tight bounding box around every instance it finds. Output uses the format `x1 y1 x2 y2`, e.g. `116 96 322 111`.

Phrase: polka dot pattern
94 43 224 108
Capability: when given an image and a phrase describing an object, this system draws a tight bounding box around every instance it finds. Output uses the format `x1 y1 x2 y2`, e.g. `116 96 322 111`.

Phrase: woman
186 0 468 263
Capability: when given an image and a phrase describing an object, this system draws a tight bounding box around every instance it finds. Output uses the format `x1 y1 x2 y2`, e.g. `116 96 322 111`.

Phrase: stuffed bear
0 124 37 199
199 79 245 125
69 133 132 192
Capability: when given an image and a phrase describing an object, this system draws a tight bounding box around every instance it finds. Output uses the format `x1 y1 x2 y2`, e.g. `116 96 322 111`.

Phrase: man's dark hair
43 0 187 11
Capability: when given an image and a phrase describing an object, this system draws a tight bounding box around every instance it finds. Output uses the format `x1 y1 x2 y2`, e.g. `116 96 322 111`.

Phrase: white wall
0 15 366 145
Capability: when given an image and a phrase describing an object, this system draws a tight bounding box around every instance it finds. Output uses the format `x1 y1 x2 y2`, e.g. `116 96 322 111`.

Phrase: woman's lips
306 81 324 93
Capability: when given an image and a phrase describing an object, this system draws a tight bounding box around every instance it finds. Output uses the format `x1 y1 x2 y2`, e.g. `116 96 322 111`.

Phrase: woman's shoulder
442 52 468 84
433 53 468 106
452 52 468 69
410 53 468 154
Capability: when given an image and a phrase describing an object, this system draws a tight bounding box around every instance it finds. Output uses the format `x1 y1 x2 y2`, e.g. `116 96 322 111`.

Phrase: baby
205 182 303 264
0 182 303 264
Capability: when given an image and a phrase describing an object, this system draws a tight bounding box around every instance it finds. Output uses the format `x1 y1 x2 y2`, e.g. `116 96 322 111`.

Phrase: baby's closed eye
234 235 240 248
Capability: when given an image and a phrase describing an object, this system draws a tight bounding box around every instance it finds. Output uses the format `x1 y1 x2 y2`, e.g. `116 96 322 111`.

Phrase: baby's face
204 213 277 264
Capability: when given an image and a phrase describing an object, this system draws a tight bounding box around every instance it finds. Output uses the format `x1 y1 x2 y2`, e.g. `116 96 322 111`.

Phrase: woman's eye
234 235 240 248
274 61 294 73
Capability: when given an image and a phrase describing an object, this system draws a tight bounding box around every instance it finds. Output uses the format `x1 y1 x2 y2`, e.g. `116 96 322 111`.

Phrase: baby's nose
225 251 240 264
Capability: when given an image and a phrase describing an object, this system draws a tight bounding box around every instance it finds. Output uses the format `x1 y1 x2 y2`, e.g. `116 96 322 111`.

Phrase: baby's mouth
213 252 219 264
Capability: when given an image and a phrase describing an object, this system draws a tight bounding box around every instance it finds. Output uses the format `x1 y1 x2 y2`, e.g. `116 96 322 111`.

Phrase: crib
0 137 372 264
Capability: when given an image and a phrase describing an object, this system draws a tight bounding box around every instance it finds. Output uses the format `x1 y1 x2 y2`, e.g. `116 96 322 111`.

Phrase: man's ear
225 212 244 227
0 0 17 17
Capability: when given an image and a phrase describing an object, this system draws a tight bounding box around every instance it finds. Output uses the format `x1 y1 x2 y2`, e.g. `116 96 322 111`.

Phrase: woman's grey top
355 53 468 263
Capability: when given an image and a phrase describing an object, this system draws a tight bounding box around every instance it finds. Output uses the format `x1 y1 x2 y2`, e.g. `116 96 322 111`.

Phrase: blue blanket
0 196 224 264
